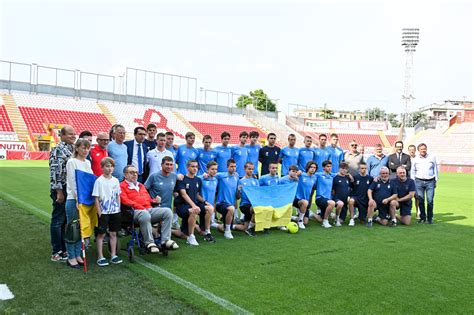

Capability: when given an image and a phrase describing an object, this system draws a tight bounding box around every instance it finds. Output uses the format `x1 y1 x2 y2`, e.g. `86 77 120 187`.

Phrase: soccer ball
286 222 299 234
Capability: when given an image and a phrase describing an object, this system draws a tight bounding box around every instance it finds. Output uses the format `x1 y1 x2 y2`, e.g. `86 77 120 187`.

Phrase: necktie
137 143 143 175
398 154 402 163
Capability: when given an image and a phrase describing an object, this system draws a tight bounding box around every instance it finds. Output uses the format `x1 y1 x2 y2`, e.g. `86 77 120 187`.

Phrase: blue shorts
316 197 333 217
398 201 412 217
375 200 390 219
239 204 253 222
216 202 234 227
351 196 368 220
293 198 311 218
176 201 207 235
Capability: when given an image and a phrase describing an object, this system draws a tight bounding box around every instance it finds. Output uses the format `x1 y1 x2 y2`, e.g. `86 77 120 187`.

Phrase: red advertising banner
7 151 50 160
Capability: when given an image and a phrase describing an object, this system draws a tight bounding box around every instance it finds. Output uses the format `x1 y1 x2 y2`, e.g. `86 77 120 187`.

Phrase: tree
411 111 427 126
236 89 276 112
365 107 386 121
387 113 400 127
321 108 335 119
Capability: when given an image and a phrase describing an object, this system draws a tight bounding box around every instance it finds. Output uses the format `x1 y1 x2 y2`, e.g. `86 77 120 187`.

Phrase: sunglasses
97 139 109 142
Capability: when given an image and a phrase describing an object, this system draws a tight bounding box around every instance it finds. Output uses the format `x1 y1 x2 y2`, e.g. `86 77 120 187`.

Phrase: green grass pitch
0 160 473 314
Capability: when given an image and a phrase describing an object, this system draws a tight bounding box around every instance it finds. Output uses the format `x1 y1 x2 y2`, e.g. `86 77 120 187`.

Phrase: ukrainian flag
243 183 298 231
75 170 98 238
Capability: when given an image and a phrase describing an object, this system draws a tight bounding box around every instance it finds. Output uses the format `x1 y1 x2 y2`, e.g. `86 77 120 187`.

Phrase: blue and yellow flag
243 183 297 231
75 169 97 206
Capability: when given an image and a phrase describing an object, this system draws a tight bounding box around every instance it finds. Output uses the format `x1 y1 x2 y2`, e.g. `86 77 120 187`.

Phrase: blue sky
0 0 472 115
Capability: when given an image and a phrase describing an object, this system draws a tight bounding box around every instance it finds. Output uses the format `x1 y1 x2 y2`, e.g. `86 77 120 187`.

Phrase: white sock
248 222 255 229
298 212 304 222
205 229 210 234
336 215 340 222
225 225 231 232
323 219 329 224
368 218 373 222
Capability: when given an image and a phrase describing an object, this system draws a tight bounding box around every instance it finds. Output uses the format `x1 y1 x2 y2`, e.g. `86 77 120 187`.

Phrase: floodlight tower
401 28 419 126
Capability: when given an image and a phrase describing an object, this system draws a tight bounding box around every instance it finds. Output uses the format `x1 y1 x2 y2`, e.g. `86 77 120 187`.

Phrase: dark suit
124 140 149 183
388 152 411 177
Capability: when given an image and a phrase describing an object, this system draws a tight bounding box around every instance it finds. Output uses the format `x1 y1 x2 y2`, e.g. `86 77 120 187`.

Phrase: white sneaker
186 235 199 246
349 219 355 226
291 215 298 221
278 226 288 231
210 222 219 229
309 210 316 220
172 221 180 230
335 220 342 227
322 220 332 228
224 230 234 239
298 221 306 229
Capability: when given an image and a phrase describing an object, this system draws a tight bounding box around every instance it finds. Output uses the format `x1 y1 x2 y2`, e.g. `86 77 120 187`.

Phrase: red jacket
120 180 153 210
89 145 108 176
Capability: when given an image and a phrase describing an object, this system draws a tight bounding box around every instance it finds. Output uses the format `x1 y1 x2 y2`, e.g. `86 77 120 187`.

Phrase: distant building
418 100 473 120
293 108 365 120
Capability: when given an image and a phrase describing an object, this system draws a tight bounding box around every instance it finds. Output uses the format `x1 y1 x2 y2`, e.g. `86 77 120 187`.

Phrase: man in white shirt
146 132 173 176
410 143 439 224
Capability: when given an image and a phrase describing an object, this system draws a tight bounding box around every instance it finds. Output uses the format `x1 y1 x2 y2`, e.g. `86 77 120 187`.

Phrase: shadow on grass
435 212 468 222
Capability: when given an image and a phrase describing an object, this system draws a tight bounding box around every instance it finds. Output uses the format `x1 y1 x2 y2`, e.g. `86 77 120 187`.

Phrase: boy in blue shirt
297 136 315 172
332 162 354 227
234 162 259 236
176 132 198 175
367 166 398 227
279 134 299 176
175 160 215 246
315 160 337 228
165 131 178 173
215 159 239 239
197 135 216 176
327 133 344 173
215 131 232 173
314 134 332 172
245 131 261 178
259 162 280 186
231 131 249 178
200 161 218 228
294 161 317 229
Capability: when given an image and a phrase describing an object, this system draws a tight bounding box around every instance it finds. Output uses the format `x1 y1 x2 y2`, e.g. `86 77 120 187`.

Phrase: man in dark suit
125 126 149 183
388 141 411 178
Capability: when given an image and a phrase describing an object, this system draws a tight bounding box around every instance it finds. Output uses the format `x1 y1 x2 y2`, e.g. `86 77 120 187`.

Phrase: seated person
175 160 215 246
120 165 179 253
390 166 416 225
367 166 398 227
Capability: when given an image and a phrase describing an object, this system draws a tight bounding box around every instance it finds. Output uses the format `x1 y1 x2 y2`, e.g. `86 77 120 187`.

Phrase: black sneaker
427 220 433 224
390 220 397 227
263 228 270 235
245 228 256 237
204 233 216 243
417 219 426 224
366 221 373 228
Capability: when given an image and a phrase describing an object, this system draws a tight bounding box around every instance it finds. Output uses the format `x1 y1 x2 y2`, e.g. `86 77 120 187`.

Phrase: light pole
401 28 420 127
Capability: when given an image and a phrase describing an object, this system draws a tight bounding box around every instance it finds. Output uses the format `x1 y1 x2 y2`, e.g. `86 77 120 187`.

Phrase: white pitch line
0 192 50 219
0 284 14 300
0 194 253 314
135 257 253 315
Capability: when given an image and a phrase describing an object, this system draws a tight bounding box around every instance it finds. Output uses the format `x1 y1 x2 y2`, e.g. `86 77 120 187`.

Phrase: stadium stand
13 94 112 135
104 102 187 140
0 104 14 132
408 122 474 165
179 109 266 144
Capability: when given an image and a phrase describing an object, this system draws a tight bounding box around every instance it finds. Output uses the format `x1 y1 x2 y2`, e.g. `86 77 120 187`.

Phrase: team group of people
49 123 439 267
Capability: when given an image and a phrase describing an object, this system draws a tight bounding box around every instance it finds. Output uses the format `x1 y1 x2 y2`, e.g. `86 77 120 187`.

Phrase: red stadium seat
0 105 15 132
